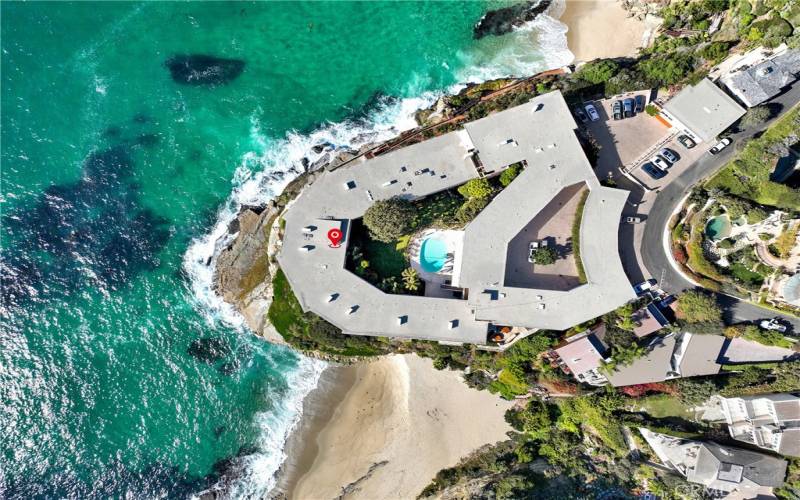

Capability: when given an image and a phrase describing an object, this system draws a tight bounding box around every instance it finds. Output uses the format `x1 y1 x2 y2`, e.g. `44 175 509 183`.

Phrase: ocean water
0 1 572 497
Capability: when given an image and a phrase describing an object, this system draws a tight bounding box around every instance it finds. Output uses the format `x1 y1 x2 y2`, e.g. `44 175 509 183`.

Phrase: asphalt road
639 81 800 330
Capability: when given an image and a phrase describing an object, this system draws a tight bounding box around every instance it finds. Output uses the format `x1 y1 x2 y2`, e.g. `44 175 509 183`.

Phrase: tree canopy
362 197 415 243
677 290 722 324
458 178 494 199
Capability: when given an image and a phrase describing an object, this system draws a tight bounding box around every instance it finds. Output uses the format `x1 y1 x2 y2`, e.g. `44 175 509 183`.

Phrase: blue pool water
705 215 732 241
420 238 448 273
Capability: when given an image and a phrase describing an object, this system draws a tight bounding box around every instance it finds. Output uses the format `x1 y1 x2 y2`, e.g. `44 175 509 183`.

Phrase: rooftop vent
344 180 357 190
327 293 339 303
538 303 546 310
299 245 314 252
758 66 773 77
346 305 359 315
382 179 398 187
366 190 374 201
302 225 316 232
448 319 459 329
397 315 408 325
499 138 517 147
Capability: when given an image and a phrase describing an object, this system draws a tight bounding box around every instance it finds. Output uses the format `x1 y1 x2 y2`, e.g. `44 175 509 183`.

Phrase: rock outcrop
165 55 245 86
473 0 552 39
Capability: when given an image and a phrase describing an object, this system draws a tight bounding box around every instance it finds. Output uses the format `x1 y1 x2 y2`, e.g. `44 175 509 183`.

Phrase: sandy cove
274 355 514 500
561 0 657 63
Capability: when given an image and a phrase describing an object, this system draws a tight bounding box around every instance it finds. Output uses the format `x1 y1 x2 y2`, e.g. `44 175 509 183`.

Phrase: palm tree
402 267 420 292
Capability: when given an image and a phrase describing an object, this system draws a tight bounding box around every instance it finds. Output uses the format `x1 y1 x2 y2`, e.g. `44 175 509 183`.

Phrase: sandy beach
560 0 655 63
274 355 514 499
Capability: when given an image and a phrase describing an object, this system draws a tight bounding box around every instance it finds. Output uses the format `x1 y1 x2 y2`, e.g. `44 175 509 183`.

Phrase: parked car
624 216 642 224
633 278 657 296
612 100 623 120
634 95 645 113
584 103 600 121
528 239 548 262
642 162 667 180
677 134 696 149
573 107 589 124
660 148 679 163
651 154 671 170
759 318 788 333
708 137 732 155
623 98 634 118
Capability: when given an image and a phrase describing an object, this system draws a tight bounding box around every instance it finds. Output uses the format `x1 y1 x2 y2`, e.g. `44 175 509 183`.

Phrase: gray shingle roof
721 49 800 107
690 442 788 488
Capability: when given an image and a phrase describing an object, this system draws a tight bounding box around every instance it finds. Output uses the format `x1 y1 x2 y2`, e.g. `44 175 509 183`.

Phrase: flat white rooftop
276 91 636 345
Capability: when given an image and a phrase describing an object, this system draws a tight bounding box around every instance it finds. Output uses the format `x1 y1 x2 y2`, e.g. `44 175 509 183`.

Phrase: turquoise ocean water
1 2 571 497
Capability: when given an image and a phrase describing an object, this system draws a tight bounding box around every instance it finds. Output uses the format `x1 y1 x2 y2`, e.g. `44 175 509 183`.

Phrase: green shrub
638 53 695 86
698 42 732 64
458 177 494 199
718 238 735 249
645 104 659 116
456 197 490 225
741 105 772 127
572 190 589 283
578 59 620 84
499 163 522 187
532 247 557 265
677 290 723 324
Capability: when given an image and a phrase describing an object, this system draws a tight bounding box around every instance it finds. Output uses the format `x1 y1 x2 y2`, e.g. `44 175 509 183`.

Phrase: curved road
639 82 800 331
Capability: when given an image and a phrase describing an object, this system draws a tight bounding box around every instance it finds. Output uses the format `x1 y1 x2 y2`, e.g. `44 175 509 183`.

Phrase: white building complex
709 394 800 457
277 91 636 346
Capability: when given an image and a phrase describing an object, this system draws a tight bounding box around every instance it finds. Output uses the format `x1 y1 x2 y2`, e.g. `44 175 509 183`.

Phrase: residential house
607 332 724 387
721 48 800 107
639 428 787 498
552 327 609 386
712 394 800 457
631 303 670 338
659 78 745 144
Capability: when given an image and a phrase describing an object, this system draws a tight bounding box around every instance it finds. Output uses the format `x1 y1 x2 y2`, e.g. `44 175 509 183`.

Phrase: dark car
573 107 589 124
634 95 645 113
623 98 634 118
677 134 696 149
642 162 666 180
612 100 623 120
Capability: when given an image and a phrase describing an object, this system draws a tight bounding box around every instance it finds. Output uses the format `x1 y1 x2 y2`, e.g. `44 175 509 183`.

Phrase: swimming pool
784 274 800 305
420 238 448 273
705 215 732 241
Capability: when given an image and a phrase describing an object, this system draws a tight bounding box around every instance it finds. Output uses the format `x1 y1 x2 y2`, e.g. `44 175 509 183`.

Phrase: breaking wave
182 7 573 498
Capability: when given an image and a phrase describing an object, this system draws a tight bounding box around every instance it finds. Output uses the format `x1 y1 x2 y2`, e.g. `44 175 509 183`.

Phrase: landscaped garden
669 105 800 309
344 164 524 295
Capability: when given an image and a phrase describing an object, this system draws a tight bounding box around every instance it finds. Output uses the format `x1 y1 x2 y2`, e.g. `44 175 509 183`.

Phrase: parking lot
583 90 670 184
580 90 708 191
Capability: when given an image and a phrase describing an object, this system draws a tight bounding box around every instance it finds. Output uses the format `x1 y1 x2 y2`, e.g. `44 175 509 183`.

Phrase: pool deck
276 91 636 345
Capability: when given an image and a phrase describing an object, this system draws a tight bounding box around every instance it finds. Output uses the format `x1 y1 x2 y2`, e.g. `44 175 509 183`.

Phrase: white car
527 239 549 262
708 137 732 155
584 103 600 122
624 216 642 224
651 155 671 170
759 318 788 333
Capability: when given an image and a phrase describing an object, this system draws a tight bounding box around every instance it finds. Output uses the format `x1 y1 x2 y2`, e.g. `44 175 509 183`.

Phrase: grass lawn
636 394 693 419
267 268 304 335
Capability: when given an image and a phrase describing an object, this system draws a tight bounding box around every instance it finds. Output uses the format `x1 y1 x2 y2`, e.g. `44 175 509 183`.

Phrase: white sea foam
183 9 573 498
